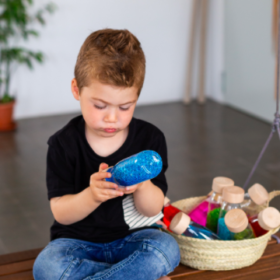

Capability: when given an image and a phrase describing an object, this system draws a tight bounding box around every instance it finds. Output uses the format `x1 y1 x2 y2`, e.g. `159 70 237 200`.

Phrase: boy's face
71 79 138 138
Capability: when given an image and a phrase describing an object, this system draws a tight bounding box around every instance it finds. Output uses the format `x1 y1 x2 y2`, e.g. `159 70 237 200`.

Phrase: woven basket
162 190 280 271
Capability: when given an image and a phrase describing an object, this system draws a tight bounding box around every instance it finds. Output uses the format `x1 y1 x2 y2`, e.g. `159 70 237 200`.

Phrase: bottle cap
164 197 170 206
169 212 191 235
258 207 280 231
248 183 269 205
222 186 245 204
224 209 248 233
212 177 235 193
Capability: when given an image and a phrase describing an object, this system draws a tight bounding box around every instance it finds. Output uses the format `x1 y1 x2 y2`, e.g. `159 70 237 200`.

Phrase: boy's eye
94 105 106 109
119 107 130 111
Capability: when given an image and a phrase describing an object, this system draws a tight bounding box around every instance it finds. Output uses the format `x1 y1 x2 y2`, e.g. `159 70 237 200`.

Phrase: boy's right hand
89 163 124 204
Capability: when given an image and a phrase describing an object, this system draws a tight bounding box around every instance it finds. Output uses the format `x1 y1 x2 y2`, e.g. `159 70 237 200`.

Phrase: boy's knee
33 246 71 280
145 230 181 273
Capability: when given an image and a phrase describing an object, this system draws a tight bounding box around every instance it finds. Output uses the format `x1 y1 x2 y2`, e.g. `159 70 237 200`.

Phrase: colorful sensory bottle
206 177 235 233
223 209 255 240
162 197 183 230
217 186 245 240
169 212 221 240
250 207 280 237
241 183 270 237
105 150 162 187
189 177 234 227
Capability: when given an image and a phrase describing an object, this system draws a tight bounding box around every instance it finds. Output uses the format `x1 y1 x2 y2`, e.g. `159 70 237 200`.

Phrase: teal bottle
217 186 245 240
223 209 255 240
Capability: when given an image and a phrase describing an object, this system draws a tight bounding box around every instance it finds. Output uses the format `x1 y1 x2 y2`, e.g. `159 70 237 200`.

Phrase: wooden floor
1 100 280 255
0 232 279 280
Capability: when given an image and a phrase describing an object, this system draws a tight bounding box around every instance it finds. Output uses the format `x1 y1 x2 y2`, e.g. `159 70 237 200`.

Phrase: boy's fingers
103 189 124 198
102 181 119 189
99 163 108 172
93 171 111 181
96 181 118 190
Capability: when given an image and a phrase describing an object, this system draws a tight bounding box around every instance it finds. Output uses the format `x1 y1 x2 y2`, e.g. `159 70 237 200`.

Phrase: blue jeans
33 228 180 280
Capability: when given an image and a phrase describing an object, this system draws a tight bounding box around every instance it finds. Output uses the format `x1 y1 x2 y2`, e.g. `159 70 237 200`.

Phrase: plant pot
0 101 16 131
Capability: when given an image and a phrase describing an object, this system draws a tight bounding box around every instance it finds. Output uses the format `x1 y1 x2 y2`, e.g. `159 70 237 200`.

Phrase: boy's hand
89 163 124 204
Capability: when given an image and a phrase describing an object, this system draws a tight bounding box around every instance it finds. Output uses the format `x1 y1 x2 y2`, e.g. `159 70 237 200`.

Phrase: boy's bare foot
157 277 171 280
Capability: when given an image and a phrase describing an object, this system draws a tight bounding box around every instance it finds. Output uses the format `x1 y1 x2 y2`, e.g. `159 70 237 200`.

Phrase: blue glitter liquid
217 217 232 240
182 221 221 240
105 150 163 187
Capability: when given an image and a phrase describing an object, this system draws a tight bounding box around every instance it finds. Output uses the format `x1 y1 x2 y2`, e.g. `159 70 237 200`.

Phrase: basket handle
268 190 280 204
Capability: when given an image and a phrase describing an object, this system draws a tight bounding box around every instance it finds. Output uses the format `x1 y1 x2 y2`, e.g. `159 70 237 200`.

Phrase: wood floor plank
168 264 203 278
0 271 34 280
262 242 280 259
0 249 42 266
230 268 280 280
0 260 34 277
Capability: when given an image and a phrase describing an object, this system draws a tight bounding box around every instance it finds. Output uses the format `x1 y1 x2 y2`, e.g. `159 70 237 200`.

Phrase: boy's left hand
117 182 145 195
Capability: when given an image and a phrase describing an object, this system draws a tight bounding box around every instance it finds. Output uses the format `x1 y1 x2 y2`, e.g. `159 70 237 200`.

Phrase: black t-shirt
47 115 168 243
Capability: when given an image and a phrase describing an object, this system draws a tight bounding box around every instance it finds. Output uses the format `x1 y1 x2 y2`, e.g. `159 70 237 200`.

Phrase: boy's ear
71 78 80 100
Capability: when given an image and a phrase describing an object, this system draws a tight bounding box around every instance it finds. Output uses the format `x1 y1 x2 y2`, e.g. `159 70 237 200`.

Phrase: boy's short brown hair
74 28 146 96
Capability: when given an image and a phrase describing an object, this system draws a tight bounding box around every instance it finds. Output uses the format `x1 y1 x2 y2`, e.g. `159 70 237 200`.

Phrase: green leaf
1 47 44 68
35 10 45 25
45 2 57 14
22 29 39 40
1 94 14 103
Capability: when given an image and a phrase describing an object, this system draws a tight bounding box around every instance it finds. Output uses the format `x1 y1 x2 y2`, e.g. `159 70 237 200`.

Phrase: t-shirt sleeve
46 137 75 200
150 132 168 196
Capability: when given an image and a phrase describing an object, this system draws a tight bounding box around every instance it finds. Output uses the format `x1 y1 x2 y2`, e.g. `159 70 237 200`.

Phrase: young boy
33 29 180 280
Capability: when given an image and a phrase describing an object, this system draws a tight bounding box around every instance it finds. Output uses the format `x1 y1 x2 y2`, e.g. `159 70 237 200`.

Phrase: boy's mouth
104 128 117 133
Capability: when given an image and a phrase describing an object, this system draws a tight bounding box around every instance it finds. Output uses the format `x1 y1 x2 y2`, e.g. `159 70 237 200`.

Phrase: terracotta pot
0 101 16 131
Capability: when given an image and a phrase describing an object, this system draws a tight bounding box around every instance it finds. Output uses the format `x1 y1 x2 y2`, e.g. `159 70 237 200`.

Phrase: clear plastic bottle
223 209 255 240
242 183 269 215
217 186 245 240
105 150 162 187
241 183 269 237
189 177 234 227
251 207 280 237
169 212 221 240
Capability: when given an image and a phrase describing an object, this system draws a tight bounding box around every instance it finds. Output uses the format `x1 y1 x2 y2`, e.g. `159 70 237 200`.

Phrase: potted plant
0 0 56 131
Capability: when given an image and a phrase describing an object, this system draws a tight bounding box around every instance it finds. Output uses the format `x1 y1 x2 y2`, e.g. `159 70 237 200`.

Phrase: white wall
224 0 276 123
12 0 224 119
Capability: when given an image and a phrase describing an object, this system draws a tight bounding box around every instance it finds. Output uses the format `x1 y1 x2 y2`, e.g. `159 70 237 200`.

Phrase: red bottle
162 197 182 230
249 207 280 237
248 215 268 237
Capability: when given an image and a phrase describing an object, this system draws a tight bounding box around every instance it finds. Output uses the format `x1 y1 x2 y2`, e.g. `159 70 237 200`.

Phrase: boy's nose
104 110 117 123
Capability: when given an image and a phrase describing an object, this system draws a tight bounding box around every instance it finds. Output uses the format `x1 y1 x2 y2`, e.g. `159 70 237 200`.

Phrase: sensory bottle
217 186 245 240
105 150 162 187
189 177 234 227
223 209 255 240
250 207 280 237
241 183 269 237
162 197 183 230
169 212 221 240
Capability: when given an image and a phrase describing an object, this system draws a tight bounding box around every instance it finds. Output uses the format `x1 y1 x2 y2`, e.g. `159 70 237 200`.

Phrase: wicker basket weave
162 190 280 271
